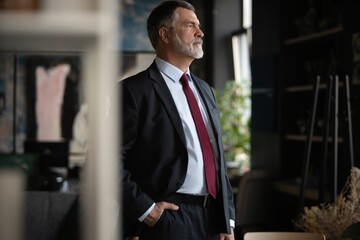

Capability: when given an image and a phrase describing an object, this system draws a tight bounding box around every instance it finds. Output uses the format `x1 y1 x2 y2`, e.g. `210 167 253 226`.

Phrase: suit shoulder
120 69 150 87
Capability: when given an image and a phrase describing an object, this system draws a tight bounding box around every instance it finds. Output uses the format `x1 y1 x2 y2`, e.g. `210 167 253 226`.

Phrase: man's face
170 7 204 59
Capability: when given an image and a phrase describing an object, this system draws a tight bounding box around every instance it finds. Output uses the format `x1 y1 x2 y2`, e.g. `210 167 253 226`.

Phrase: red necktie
180 73 217 198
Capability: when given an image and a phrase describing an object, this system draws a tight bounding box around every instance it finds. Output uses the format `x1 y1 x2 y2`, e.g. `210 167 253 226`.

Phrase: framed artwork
121 0 164 52
23 54 82 142
0 52 82 153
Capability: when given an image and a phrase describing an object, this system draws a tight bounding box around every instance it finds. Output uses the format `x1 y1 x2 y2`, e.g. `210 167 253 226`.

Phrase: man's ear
159 27 170 44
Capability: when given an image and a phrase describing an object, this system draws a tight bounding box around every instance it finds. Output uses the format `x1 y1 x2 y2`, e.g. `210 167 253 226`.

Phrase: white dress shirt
155 57 219 196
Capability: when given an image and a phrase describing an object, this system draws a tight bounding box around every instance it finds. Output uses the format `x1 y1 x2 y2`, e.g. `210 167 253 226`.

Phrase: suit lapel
149 63 187 146
148 63 222 165
191 75 223 174
191 75 221 140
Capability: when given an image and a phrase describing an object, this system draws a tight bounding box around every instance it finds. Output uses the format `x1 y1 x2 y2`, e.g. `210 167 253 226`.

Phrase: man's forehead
175 8 200 23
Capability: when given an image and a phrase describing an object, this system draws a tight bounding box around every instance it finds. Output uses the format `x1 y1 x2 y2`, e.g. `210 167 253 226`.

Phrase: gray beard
173 33 204 59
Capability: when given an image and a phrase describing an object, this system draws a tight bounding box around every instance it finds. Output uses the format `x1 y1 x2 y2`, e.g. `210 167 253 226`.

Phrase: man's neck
157 52 194 72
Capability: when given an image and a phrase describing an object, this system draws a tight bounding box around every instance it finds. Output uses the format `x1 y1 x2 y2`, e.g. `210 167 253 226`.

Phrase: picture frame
0 52 82 153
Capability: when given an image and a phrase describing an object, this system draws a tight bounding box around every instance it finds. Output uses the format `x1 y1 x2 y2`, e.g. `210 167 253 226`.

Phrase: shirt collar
155 57 192 83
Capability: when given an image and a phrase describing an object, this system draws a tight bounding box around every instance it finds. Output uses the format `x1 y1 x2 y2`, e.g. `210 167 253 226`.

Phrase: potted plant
295 167 360 240
216 80 251 176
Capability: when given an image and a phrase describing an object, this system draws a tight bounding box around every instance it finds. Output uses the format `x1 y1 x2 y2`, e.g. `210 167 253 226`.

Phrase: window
229 0 252 174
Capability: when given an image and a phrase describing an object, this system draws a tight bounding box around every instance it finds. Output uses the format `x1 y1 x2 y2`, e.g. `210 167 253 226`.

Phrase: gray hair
147 1 195 49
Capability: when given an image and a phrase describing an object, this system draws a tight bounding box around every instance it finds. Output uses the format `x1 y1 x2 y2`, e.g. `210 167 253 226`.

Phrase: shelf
273 180 330 201
285 134 344 143
0 12 100 51
285 81 348 93
276 0 357 230
284 25 343 45
286 84 326 93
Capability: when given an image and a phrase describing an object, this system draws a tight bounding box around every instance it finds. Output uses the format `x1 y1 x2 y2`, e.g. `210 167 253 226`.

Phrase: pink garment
36 64 70 141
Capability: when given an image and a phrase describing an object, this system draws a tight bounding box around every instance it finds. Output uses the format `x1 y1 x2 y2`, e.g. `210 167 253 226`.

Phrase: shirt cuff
138 203 155 222
230 219 235 228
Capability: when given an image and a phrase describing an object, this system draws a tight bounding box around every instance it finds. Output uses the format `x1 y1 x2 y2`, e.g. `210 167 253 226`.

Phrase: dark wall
196 0 281 171
212 0 241 90
251 0 281 171
252 0 280 57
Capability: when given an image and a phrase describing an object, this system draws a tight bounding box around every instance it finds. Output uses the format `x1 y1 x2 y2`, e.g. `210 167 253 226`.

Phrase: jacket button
177 182 183 187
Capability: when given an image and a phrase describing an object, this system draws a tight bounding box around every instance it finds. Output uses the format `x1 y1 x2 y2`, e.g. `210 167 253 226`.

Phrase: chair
244 232 326 240
25 191 79 240
235 169 274 238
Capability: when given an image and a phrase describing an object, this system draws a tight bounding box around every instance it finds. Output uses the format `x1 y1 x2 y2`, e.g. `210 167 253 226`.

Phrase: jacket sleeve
209 82 236 230
120 83 154 225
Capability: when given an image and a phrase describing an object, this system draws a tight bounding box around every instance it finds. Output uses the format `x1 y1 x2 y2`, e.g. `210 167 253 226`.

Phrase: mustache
193 38 203 44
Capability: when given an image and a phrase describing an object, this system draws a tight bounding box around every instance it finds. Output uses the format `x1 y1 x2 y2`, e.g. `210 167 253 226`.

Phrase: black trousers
138 198 221 240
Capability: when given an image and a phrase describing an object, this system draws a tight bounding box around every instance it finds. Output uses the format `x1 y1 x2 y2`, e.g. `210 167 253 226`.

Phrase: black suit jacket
120 61 235 236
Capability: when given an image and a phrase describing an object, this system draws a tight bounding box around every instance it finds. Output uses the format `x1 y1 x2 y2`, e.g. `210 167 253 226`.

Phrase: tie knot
180 73 189 86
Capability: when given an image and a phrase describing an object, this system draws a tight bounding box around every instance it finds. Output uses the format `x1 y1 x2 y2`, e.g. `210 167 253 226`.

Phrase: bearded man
119 1 236 239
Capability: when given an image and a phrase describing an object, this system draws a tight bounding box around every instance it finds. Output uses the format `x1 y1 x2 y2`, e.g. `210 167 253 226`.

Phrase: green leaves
216 80 251 164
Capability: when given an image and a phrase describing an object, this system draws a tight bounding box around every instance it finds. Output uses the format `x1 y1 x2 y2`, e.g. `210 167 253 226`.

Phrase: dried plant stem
295 167 360 240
